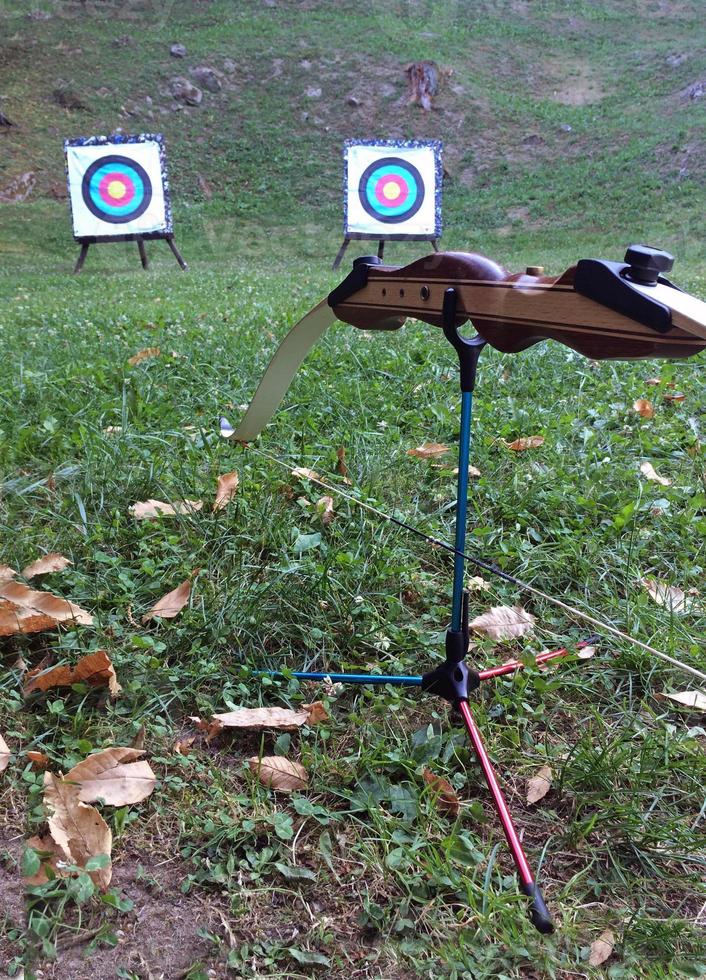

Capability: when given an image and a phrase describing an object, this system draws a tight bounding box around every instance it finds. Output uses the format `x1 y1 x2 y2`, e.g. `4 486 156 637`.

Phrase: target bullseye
358 156 424 224
81 154 152 224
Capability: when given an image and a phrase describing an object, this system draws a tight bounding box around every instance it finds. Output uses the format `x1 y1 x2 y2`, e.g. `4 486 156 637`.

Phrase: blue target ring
81 154 152 224
358 156 424 224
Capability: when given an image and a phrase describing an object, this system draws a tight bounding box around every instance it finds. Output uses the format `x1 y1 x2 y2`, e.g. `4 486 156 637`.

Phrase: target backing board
64 134 173 241
344 139 442 241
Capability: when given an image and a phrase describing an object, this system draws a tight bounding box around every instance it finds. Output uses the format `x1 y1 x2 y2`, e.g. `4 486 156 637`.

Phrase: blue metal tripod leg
257 670 423 686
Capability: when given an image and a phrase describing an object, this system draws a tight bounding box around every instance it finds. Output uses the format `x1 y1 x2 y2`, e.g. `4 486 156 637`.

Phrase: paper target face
65 136 171 239
344 140 441 239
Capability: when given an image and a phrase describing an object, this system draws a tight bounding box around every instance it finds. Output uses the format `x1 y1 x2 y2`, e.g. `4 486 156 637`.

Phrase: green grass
1 1 706 978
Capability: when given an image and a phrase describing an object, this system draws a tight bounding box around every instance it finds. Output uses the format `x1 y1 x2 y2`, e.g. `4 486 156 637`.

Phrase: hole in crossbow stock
420 285 430 300
399 288 405 297
382 287 387 296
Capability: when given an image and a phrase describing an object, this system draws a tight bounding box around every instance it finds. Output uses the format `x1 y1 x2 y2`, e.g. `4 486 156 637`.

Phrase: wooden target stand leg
332 236 440 271
73 235 188 274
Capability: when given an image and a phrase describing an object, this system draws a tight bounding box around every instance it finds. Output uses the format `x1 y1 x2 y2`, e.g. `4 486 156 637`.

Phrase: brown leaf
214 471 239 511
142 579 191 622
24 650 121 698
641 578 690 614
127 346 160 366
26 751 50 770
656 690 706 712
131 724 146 750
0 565 18 583
526 765 553 805
25 834 68 886
0 734 10 772
64 747 156 805
44 773 112 889
640 461 671 486
0 580 92 629
189 715 223 740
503 436 545 452
21 553 72 579
577 645 597 660
211 702 329 732
291 466 321 481
316 495 335 525
422 769 460 818
663 392 686 403
248 755 308 792
633 398 655 419
588 930 615 967
0 600 67 637
174 736 196 756
469 605 536 641
336 446 349 479
129 498 203 520
644 377 661 386
407 442 450 459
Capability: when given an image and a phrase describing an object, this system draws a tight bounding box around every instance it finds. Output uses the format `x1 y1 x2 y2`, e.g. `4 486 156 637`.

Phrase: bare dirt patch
543 56 605 106
0 792 26 974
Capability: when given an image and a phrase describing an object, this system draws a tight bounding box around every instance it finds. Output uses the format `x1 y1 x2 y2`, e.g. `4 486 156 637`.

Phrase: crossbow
231 245 705 935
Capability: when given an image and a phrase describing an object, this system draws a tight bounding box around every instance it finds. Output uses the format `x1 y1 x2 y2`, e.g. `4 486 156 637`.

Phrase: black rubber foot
522 882 555 934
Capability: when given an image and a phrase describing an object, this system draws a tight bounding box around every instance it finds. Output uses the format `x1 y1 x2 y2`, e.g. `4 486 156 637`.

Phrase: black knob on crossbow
623 245 674 285
353 255 382 268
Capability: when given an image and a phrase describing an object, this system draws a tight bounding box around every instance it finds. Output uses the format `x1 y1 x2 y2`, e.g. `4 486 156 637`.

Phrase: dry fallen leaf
64 747 156 805
24 833 69 886
21 553 72 579
0 580 92 629
588 930 615 967
248 755 308 792
656 690 706 712
174 736 196 756
526 765 553 805
640 461 671 486
633 398 655 419
469 605 536 641
26 751 50 770
44 773 112 889
641 578 690 614
210 702 329 733
0 600 60 637
24 650 121 698
127 346 160 366
189 715 223 741
214 471 239 511
336 446 349 480
0 734 10 772
316 495 335 525
407 442 450 459
503 436 545 452
291 466 322 481
422 769 460 818
0 565 17 583
130 498 203 520
467 576 490 592
663 392 686 403
644 377 661 386
577 645 597 660
142 579 191 622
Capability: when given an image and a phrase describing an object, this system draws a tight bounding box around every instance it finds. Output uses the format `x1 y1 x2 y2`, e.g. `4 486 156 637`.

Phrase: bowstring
247 444 706 685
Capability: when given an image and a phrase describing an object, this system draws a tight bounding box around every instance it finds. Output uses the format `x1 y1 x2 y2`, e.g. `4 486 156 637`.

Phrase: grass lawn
1 1 705 978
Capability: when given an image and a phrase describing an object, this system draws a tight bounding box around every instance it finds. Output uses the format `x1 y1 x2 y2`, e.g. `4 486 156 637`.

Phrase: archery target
345 140 441 239
65 137 170 238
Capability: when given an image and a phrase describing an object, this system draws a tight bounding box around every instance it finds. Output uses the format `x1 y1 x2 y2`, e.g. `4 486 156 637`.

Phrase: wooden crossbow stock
233 244 706 442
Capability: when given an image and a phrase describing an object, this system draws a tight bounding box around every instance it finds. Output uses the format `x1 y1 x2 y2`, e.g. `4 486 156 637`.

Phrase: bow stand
232 245 706 935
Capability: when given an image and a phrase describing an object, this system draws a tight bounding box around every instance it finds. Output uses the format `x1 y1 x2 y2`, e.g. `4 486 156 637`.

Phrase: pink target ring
374 175 408 207
98 171 136 206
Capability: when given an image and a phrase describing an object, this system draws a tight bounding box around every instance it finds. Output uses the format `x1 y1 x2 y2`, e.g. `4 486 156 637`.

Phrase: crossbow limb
233 244 706 442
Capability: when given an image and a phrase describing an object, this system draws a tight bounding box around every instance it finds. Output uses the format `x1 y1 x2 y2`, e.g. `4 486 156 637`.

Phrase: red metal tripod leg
457 700 554 933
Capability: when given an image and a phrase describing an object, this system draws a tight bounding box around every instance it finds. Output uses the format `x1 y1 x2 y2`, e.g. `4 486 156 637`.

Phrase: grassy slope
1 1 705 978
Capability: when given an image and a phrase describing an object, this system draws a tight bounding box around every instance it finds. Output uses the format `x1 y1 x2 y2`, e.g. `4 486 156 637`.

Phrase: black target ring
358 156 425 224
81 154 153 224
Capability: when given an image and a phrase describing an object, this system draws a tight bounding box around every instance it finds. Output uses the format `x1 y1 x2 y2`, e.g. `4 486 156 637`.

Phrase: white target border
343 139 442 241
64 133 173 241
